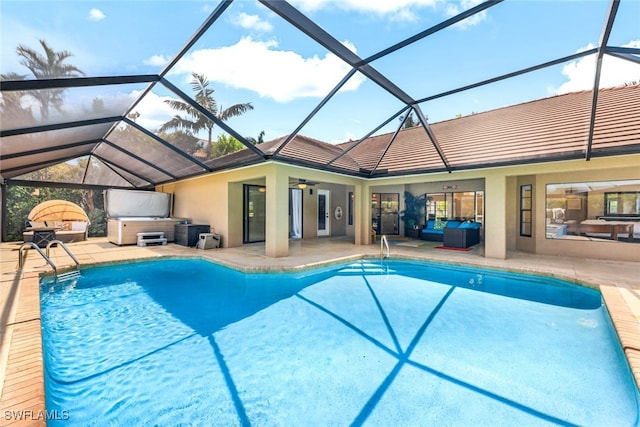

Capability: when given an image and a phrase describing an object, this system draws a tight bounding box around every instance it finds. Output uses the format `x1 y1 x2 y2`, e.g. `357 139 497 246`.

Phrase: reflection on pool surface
41 258 640 426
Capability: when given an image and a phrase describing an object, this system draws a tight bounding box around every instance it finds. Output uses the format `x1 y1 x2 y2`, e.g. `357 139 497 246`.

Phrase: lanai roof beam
586 0 619 161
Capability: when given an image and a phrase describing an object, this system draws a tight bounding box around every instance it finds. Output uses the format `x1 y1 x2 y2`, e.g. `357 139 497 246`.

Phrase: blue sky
2 0 639 144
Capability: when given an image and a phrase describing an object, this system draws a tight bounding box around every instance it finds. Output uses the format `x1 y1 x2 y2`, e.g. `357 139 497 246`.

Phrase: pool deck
1 237 639 425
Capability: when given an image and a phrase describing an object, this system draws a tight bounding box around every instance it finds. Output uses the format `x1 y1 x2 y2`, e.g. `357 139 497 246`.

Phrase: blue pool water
40 258 640 426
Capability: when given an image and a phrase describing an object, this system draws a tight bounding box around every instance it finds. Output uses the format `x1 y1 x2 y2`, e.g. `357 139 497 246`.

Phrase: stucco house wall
532 161 640 262
160 154 640 262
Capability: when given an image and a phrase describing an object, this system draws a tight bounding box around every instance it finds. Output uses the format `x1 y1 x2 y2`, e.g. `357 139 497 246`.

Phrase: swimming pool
40 258 640 426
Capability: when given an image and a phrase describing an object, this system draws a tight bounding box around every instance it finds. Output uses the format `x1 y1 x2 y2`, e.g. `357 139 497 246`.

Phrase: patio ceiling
1 0 639 189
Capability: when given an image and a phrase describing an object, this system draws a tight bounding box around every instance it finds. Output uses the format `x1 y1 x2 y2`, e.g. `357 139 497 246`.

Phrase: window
348 192 354 225
425 191 484 224
604 192 640 217
426 193 449 220
545 180 640 243
520 184 532 237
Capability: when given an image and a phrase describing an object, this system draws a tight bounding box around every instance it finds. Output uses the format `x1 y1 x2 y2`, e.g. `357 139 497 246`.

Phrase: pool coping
1 248 639 425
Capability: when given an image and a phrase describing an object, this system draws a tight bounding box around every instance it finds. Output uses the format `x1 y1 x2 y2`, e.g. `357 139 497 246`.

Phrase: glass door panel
244 185 266 243
372 193 399 235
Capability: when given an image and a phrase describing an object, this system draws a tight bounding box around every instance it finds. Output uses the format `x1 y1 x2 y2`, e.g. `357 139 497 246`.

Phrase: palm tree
0 72 35 127
159 72 253 158
16 39 84 119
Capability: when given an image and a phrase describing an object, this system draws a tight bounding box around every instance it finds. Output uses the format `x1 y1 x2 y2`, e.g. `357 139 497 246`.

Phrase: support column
354 184 364 245
265 165 289 257
484 174 507 259
355 182 372 245
226 182 243 248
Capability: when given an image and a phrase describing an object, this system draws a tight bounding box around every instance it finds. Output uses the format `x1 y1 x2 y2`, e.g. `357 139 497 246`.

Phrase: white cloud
232 13 273 32
129 90 179 132
554 40 640 95
88 8 106 21
171 36 365 102
144 54 170 67
289 0 437 21
445 0 487 29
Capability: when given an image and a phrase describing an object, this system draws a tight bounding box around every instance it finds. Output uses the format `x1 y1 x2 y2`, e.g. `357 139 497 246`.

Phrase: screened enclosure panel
303 3 459 60
126 84 262 166
289 70 406 144
82 157 139 188
106 122 206 178
607 0 640 46
4 161 73 181
92 143 174 184
0 83 143 131
159 0 356 147
12 155 92 184
1 122 114 157
418 68 597 167
372 1 608 109
374 125 445 174
0 1 208 79
94 161 153 189
2 145 99 178
1 0 638 188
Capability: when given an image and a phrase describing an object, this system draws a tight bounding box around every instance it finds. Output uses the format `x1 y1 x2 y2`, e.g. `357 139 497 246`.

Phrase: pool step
137 232 167 247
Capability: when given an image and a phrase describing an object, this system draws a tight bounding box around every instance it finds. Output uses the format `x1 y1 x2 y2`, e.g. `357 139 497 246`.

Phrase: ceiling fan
289 178 317 189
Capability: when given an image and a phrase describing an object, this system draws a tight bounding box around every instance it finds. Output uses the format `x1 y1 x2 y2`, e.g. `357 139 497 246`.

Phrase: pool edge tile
0 272 45 427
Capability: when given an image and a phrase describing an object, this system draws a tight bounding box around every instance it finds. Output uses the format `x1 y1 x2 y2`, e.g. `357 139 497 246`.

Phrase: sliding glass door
243 185 266 243
372 193 399 235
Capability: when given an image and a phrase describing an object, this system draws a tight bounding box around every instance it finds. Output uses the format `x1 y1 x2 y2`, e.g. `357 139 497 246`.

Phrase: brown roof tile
364 84 640 173
209 85 640 177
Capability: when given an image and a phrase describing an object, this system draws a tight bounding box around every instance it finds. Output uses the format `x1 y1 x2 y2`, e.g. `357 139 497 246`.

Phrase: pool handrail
380 235 390 259
18 240 80 278
18 242 57 274
46 240 80 267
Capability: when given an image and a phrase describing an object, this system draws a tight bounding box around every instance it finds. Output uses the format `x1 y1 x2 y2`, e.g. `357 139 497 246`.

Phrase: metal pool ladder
18 240 80 278
380 235 390 259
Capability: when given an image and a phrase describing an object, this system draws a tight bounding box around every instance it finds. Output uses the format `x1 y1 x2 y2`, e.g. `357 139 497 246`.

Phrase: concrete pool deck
1 237 639 425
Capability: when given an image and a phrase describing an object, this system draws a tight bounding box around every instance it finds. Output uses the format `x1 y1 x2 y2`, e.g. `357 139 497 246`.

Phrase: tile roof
215 85 640 177
368 84 640 175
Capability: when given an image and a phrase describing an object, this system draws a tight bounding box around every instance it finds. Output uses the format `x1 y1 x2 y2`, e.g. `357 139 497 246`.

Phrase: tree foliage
400 191 428 229
159 72 254 158
2 40 104 242
15 39 84 119
0 72 35 128
213 134 245 157
158 130 201 156
5 185 106 242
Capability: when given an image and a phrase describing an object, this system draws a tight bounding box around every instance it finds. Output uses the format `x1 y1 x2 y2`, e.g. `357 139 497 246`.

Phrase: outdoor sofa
420 219 481 248
23 220 89 244
22 200 90 245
